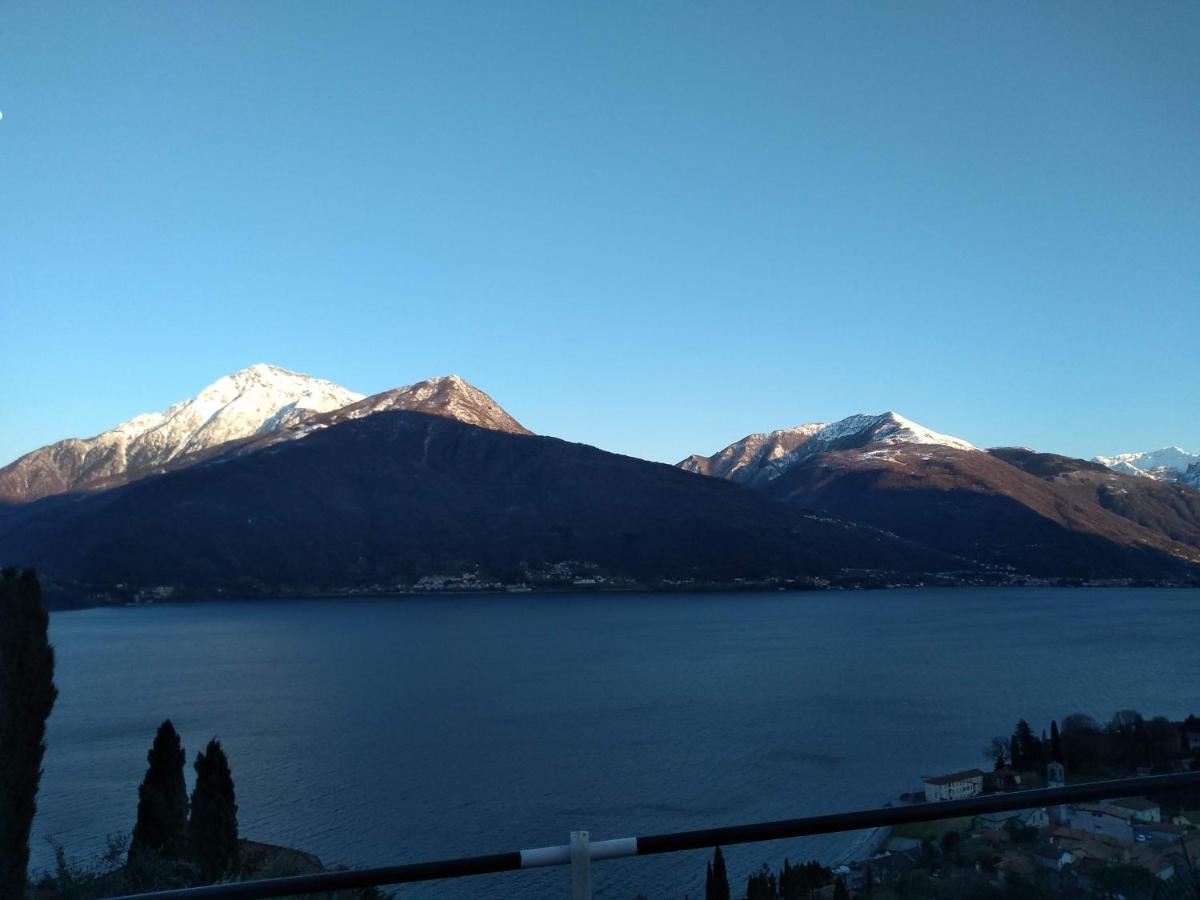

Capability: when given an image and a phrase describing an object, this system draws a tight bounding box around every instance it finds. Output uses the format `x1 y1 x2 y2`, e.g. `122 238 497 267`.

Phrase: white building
922 769 985 803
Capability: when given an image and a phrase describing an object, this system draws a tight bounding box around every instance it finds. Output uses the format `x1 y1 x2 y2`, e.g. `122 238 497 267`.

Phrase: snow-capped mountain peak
1094 447 1199 478
826 411 977 452
0 364 363 503
680 411 976 486
1094 446 1200 489
679 424 825 483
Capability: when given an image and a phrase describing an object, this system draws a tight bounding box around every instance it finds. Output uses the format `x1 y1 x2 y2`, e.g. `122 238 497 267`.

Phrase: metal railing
109 770 1200 900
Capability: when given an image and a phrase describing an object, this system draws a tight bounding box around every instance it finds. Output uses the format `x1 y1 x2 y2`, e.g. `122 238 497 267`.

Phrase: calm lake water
33 588 1200 898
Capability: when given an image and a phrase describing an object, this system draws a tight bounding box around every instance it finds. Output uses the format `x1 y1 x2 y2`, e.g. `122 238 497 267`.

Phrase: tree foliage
130 720 190 862
745 863 777 900
705 846 730 900
189 739 239 881
0 568 58 898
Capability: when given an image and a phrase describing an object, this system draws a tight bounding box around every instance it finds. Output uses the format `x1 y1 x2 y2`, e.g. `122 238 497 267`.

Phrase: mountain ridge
0 410 972 607
0 367 530 504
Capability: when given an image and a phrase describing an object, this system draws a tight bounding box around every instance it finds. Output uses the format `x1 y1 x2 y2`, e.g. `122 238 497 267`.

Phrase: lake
32 588 1200 898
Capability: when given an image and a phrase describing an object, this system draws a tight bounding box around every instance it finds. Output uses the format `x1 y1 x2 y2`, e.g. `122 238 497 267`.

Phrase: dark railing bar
108 771 1200 900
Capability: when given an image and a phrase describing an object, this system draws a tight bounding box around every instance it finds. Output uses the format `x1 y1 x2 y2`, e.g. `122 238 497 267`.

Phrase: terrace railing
109 770 1200 900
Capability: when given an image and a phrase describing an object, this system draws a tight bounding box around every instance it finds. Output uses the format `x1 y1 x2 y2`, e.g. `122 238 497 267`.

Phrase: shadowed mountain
0 412 969 606
682 416 1200 581
991 447 1200 553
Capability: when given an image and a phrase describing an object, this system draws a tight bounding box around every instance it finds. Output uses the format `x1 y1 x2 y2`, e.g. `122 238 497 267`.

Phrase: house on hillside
1033 843 1073 871
1108 797 1161 823
923 769 985 802
1067 804 1135 843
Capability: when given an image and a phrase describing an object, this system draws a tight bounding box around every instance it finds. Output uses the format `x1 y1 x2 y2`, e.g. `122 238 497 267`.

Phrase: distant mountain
0 368 531 505
300 374 530 436
681 412 976 489
0 364 363 504
0 411 966 607
992 448 1200 553
1094 447 1200 488
679 425 824 484
681 415 1200 580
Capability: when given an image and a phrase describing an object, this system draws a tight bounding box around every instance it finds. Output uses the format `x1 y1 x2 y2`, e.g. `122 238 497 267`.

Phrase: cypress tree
833 876 850 900
130 720 189 861
189 738 239 881
0 568 57 899
706 846 729 900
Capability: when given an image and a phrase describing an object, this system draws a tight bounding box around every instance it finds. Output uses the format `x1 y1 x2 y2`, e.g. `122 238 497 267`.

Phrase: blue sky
1 2 1197 465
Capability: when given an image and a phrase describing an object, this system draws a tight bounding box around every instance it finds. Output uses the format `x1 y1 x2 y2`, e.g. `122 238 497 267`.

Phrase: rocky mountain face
0 364 363 504
1094 447 1200 489
0 369 530 505
4 371 1199 605
680 425 824 484
681 413 976 490
0 411 965 607
301 375 530 435
681 415 1200 580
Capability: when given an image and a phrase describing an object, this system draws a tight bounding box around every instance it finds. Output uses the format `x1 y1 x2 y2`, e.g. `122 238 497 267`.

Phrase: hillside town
829 712 1200 898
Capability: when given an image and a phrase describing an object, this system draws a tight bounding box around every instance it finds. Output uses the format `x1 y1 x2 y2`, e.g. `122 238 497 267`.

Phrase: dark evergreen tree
130 720 189 861
189 738 239 881
0 568 57 899
745 864 776 900
1050 719 1063 763
833 876 850 900
1011 719 1041 770
705 846 729 900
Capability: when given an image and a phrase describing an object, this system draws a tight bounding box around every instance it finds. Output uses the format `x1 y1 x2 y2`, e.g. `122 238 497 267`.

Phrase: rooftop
923 768 986 785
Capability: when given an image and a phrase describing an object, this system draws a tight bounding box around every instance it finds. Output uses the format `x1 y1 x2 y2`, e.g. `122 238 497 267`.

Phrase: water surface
34 588 1200 898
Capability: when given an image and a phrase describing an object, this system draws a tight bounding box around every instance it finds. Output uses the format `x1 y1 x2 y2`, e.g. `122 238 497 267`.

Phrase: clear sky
1 2 1197 466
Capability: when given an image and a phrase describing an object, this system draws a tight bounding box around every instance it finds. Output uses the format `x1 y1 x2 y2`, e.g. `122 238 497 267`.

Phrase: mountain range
2 365 1198 607
1093 447 1200 489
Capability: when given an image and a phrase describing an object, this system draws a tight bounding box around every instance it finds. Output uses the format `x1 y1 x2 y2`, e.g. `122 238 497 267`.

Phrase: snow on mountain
681 412 976 486
0 364 363 503
679 424 825 484
1094 447 1200 482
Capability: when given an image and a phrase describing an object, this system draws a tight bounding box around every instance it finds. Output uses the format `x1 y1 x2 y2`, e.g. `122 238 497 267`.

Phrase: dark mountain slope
0 412 966 606
758 445 1200 580
990 447 1200 552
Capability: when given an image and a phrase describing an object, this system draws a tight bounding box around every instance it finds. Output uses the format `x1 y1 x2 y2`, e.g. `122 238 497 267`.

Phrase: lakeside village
109 562 1181 607
788 711 1200 899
